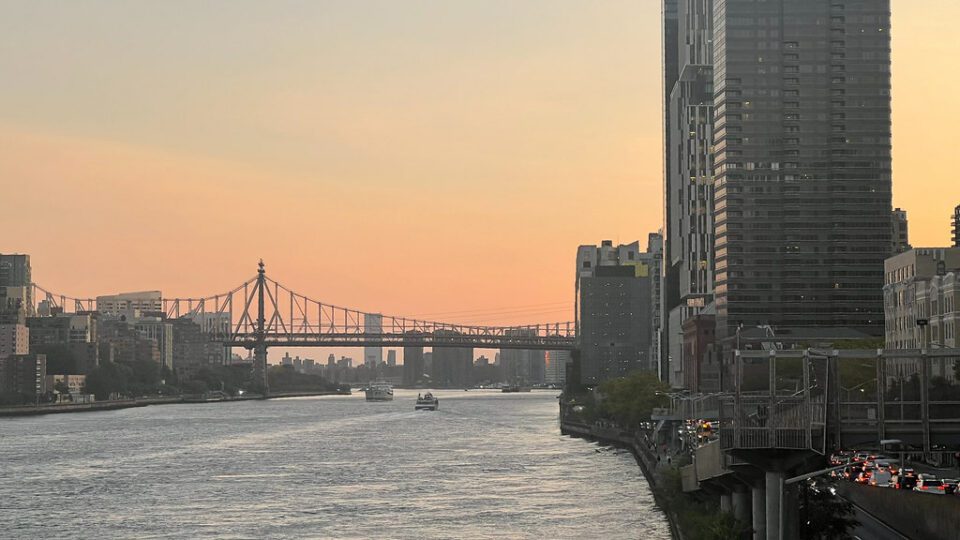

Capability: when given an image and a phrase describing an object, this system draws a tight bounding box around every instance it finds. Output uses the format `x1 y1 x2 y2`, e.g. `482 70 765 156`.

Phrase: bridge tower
253 259 269 394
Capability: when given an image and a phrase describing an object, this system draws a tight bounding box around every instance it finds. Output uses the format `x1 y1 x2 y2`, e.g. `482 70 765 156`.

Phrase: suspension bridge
30 261 578 390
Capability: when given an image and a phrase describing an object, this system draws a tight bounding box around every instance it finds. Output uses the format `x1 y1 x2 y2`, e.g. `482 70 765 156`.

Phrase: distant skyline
1 0 956 328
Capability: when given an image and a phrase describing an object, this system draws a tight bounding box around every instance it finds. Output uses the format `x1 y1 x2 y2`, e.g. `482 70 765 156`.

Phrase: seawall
0 390 352 417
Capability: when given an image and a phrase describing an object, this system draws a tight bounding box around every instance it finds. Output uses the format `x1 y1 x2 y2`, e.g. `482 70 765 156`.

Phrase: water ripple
1 390 670 539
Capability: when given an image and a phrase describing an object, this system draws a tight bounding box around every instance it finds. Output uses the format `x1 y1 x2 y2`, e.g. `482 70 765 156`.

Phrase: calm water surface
1 390 671 539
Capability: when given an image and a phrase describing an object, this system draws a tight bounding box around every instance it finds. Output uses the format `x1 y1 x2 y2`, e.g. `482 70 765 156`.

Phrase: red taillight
938 486 945 490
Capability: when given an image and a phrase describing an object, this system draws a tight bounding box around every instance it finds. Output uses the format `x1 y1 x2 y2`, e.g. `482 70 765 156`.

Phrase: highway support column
732 486 749 524
752 481 765 540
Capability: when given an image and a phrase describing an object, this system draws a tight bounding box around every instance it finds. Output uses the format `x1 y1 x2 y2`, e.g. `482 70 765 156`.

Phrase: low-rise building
0 324 29 360
171 317 226 381
884 247 960 349
0 353 47 401
46 374 86 394
135 317 174 371
96 291 162 315
681 309 718 394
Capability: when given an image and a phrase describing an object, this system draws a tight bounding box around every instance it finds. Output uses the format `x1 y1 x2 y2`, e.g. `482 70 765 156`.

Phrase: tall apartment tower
891 207 910 254
661 0 680 384
662 0 715 385
712 0 892 341
952 204 960 247
646 232 664 377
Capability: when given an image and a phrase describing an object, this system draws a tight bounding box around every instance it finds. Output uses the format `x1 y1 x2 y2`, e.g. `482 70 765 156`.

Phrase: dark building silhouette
712 0 892 342
431 331 472 387
576 241 654 384
402 345 424 386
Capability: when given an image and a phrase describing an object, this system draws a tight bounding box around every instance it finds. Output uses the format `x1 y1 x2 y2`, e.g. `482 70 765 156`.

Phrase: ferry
415 392 439 411
365 381 394 401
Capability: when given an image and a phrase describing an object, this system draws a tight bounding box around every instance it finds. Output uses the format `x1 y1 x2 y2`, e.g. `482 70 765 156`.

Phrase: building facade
0 324 29 361
662 0 716 388
884 248 960 349
170 317 225 380
953 204 960 248
681 310 718 393
576 240 655 384
0 254 32 318
712 0 892 341
0 353 47 401
891 207 910 255
545 350 572 386
96 291 162 315
135 317 174 371
647 232 665 379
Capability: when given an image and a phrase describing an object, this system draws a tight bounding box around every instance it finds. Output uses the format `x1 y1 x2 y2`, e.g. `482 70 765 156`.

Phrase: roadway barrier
836 481 960 539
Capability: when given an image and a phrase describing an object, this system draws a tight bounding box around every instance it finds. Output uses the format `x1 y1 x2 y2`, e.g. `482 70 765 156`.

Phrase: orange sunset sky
1 0 957 329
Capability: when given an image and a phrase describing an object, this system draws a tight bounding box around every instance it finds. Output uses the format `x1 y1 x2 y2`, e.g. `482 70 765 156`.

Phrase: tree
84 360 134 400
799 482 858 539
34 344 80 374
597 370 670 428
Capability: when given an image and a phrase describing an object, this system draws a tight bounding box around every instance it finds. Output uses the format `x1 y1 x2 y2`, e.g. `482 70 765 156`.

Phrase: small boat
501 385 531 393
365 381 394 401
415 392 439 411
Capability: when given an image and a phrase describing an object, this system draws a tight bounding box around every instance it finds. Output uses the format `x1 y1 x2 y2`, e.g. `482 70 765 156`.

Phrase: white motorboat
415 392 439 411
365 381 394 401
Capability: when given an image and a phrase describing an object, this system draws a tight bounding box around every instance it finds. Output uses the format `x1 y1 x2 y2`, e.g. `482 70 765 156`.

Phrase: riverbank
0 390 352 417
560 419 684 540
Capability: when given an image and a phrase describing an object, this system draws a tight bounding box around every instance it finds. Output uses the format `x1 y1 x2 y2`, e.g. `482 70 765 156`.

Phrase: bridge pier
732 485 749 524
765 470 784 540
752 481 765 540
253 344 268 394
720 492 732 513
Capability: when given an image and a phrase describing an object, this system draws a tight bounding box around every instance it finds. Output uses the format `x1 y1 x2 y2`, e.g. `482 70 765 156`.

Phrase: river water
1 389 671 539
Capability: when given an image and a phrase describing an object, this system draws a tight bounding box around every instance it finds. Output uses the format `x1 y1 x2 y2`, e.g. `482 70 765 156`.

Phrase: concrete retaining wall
836 481 960 540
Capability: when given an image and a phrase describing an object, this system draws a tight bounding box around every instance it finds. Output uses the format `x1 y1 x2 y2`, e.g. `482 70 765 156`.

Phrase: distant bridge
32 261 578 389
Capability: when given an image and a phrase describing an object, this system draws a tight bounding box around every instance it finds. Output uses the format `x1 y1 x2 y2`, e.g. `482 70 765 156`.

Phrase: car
855 466 875 484
941 479 958 495
844 464 865 482
914 475 946 494
830 451 853 466
853 452 871 463
870 470 894 488
895 468 918 490
873 459 898 473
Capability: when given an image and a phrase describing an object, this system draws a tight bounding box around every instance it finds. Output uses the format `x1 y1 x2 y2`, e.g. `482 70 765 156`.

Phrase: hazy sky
1 0 957 329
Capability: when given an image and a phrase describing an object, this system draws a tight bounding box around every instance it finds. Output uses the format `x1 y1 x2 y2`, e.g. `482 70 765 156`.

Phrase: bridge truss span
235 270 576 351
32 261 577 351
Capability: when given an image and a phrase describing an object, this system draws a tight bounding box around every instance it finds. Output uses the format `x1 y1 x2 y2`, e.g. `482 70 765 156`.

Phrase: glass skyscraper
711 0 892 341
